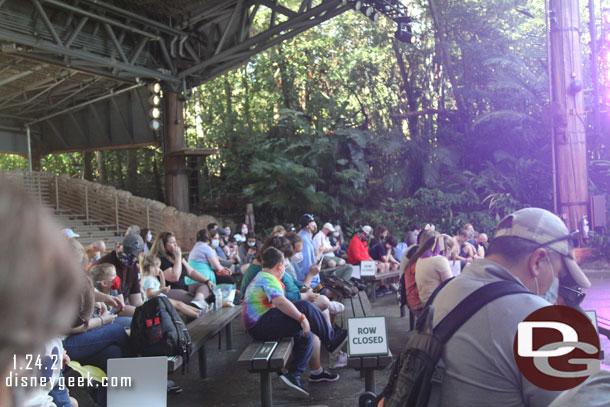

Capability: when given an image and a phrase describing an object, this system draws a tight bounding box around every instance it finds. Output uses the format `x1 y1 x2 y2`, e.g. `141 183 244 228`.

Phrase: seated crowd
2 175 602 407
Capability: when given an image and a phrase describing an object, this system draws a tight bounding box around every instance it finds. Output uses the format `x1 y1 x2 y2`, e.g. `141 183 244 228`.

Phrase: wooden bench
168 305 242 378
362 270 400 303
341 291 393 393
237 338 294 407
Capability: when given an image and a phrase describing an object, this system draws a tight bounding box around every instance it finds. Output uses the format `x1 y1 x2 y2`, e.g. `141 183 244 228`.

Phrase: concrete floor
166 292 404 407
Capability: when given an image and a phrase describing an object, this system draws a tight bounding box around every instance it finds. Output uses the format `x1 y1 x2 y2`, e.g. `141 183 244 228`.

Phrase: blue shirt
297 229 319 288
394 242 408 263
215 246 228 260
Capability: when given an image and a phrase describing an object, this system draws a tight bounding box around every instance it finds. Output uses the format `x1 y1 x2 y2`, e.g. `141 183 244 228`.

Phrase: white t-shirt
142 275 166 301
312 231 334 257
21 338 63 407
414 255 452 303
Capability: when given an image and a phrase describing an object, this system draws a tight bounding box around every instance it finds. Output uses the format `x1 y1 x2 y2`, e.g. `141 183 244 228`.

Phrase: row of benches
236 290 393 406
167 283 394 407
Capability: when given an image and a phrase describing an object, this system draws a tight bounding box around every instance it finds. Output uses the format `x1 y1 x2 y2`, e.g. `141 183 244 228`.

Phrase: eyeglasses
536 230 579 251
559 285 586 305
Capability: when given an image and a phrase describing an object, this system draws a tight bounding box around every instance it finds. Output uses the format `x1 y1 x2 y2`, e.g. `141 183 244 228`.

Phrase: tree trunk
428 0 468 119
116 150 125 189
126 148 138 193
276 45 293 109
96 151 107 184
152 148 164 202
83 151 94 180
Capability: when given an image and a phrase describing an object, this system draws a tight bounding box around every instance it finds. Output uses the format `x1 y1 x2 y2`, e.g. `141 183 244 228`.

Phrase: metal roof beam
259 0 298 18
0 63 47 86
0 26 177 82
32 0 64 46
41 0 160 41
179 0 346 81
214 0 244 56
79 0 187 37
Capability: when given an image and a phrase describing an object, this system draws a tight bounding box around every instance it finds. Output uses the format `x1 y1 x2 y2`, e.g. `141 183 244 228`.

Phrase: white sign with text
347 316 388 357
360 260 376 277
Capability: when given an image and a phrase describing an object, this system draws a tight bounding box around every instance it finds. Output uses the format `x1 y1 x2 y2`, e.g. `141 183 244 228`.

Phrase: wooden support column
550 0 589 232
164 90 189 212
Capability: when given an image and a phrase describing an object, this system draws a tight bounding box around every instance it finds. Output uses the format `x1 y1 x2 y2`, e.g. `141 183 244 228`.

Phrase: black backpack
130 296 192 373
372 279 533 407
321 276 359 300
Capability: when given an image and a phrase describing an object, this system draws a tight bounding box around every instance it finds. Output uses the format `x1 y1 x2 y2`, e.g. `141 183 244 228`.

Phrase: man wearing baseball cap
296 214 321 289
429 207 590 406
313 222 353 282
93 233 145 315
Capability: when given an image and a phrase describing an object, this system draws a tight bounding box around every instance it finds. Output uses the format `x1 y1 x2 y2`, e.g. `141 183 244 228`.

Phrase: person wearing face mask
313 222 353 282
187 229 235 287
140 228 153 254
347 225 374 265
93 233 145 311
427 208 591 407
242 247 347 396
234 223 249 243
296 214 321 289
238 233 258 272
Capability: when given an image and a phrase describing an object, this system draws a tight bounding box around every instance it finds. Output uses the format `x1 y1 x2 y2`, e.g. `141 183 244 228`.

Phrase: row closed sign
347 316 388 357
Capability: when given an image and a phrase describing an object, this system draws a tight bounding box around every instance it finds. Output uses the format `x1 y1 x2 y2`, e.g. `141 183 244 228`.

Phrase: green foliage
0 154 28 170
589 229 610 261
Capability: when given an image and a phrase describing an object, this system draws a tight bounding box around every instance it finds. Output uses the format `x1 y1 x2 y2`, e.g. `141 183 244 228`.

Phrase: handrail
1 170 217 250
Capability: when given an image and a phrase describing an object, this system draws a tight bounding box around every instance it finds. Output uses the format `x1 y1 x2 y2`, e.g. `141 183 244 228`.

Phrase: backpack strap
433 280 532 343
424 277 454 309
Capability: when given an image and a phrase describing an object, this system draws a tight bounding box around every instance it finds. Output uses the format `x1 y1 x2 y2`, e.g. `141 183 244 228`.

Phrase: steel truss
0 0 349 121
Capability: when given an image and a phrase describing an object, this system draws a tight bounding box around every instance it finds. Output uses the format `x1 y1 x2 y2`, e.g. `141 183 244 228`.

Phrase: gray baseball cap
121 233 144 257
495 208 590 288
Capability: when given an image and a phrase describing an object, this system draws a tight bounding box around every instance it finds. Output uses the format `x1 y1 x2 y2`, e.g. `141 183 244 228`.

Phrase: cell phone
317 256 324 266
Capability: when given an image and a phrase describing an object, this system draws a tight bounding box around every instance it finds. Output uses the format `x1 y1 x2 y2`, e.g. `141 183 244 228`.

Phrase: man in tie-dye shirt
242 247 347 396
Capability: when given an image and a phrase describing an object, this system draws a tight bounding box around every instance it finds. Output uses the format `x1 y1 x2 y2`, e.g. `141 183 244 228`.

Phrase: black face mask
360 234 368 242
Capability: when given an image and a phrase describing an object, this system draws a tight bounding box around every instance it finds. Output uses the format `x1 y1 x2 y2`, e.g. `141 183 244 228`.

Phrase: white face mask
247 241 256 247
146 233 152 242
241 228 248 235
291 252 303 263
333 232 340 237
211 239 220 248
541 256 559 304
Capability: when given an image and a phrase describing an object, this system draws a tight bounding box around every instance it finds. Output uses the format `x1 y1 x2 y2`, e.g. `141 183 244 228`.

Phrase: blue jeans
247 301 336 378
113 316 132 330
49 371 73 407
63 324 129 407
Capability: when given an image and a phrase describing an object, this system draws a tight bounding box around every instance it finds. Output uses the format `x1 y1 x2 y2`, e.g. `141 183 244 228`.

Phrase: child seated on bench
242 247 347 396
141 254 202 320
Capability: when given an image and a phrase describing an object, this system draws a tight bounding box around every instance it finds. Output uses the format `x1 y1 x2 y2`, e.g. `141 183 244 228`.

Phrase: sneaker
167 380 183 394
279 374 309 396
328 301 345 315
330 351 348 369
309 369 340 382
327 327 348 355
190 299 208 311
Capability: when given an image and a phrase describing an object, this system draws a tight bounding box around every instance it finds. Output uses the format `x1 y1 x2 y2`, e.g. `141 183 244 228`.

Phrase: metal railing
3 170 163 234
